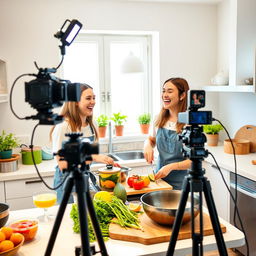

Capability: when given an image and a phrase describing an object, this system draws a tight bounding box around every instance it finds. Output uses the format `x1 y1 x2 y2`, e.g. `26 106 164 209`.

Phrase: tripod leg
167 178 190 256
45 175 74 256
86 190 109 256
203 178 228 256
74 172 92 256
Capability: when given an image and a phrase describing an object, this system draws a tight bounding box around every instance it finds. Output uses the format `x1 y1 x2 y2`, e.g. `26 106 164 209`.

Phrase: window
63 32 155 135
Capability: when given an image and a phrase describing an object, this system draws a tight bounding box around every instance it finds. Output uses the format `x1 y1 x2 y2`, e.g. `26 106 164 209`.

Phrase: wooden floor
204 248 243 256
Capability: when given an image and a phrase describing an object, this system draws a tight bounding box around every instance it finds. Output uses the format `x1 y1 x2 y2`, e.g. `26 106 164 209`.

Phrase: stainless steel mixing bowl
140 190 199 226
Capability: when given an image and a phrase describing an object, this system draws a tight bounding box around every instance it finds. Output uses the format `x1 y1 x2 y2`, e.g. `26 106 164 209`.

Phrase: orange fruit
0 240 14 252
141 176 150 187
0 231 6 243
128 203 142 212
0 227 13 239
101 180 116 189
10 233 24 246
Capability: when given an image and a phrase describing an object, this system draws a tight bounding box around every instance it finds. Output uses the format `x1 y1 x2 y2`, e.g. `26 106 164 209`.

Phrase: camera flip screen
190 90 205 109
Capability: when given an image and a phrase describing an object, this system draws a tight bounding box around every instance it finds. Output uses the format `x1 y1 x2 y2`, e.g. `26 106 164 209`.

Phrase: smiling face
78 88 96 118
162 81 183 110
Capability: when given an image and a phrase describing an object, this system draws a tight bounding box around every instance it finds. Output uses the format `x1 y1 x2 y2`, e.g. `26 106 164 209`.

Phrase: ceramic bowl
0 203 9 228
141 190 199 226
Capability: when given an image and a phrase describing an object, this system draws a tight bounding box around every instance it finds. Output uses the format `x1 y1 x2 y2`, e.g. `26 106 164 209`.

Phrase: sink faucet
108 121 113 154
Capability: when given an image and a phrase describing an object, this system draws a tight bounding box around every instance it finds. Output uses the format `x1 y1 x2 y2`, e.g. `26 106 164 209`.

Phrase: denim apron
155 127 187 190
53 126 95 204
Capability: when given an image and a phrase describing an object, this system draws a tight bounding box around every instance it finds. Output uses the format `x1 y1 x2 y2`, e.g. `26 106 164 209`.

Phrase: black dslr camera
178 90 212 159
23 19 83 125
178 90 212 125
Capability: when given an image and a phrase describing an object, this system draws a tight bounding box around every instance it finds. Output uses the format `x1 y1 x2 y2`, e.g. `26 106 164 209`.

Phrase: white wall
0 0 217 145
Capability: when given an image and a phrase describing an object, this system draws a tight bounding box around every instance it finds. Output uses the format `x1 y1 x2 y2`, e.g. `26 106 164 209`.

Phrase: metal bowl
140 190 199 226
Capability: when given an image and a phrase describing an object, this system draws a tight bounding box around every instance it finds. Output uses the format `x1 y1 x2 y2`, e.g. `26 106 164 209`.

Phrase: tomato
133 179 144 190
127 175 139 187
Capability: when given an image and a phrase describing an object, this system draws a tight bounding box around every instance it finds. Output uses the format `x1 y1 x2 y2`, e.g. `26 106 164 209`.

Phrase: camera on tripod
23 19 83 125
178 90 212 159
178 90 212 125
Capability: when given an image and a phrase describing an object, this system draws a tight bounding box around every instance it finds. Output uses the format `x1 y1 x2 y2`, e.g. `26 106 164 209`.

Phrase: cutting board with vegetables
109 213 226 245
235 125 256 153
121 179 173 195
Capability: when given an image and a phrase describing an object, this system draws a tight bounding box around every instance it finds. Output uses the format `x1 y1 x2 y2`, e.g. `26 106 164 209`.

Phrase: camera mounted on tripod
178 90 212 160
23 19 83 125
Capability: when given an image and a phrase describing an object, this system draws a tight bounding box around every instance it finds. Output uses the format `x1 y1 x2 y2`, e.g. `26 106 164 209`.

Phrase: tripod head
56 133 99 167
178 125 208 160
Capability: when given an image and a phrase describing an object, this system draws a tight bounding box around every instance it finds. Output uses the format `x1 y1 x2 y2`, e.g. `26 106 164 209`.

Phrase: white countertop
0 158 150 182
9 204 244 256
205 145 256 181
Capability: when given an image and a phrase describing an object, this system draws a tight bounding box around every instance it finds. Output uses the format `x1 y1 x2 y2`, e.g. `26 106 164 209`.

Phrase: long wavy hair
50 84 98 141
155 77 189 133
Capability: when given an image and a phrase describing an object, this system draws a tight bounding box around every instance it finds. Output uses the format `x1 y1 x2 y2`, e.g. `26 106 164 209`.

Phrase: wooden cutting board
109 213 226 245
235 125 256 153
120 179 172 195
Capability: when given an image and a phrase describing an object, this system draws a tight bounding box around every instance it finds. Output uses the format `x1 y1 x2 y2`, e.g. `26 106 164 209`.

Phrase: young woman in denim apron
144 78 191 190
51 84 117 203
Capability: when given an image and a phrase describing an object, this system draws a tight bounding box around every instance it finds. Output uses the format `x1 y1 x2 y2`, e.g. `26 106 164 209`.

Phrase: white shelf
203 85 255 93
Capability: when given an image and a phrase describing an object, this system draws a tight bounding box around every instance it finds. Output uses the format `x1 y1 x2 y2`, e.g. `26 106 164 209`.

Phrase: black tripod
45 134 108 256
167 126 228 256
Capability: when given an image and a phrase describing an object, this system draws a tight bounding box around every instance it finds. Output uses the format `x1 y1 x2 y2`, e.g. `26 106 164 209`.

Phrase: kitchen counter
9 204 244 256
0 158 149 182
205 145 256 181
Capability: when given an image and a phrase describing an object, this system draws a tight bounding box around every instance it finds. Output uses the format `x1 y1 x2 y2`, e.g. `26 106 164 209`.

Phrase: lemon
128 203 142 212
141 176 150 187
148 174 155 182
94 191 113 202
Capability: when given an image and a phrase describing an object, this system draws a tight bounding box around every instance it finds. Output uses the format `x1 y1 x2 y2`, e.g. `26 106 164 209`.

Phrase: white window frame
62 30 160 140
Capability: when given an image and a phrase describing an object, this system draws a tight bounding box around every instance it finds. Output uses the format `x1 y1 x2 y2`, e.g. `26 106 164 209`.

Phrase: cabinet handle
101 92 106 103
25 179 43 184
107 91 111 102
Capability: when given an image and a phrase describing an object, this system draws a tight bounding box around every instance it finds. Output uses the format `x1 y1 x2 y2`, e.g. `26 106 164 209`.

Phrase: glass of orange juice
33 192 57 222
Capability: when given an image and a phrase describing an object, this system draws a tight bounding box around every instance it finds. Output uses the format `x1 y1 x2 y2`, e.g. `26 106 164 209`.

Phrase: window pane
110 42 146 135
63 41 101 117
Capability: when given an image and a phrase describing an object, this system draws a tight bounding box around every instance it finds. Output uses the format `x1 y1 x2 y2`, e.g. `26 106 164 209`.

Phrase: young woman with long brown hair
51 83 116 203
143 78 191 189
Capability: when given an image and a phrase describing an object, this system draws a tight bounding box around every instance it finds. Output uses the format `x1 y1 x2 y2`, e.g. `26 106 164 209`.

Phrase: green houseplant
111 112 127 136
203 124 223 146
96 114 109 138
138 113 151 134
0 131 19 159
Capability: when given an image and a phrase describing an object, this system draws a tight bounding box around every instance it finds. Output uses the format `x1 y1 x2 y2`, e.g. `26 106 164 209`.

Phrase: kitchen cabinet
204 0 256 93
203 161 230 222
0 182 5 202
0 59 8 103
5 176 54 210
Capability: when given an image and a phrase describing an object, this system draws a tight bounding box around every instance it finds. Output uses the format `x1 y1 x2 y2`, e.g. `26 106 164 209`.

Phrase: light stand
166 126 228 256
45 133 108 256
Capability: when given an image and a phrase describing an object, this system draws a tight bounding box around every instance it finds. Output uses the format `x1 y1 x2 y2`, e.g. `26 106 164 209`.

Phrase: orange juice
33 193 57 208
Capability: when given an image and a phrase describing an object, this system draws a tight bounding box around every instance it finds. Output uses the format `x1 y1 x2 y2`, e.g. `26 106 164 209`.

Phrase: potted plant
203 124 223 146
96 114 109 138
0 131 19 159
111 112 127 136
138 113 151 134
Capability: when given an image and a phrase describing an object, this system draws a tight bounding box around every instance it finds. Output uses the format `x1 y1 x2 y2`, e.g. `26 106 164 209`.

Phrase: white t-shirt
150 116 177 137
51 120 95 153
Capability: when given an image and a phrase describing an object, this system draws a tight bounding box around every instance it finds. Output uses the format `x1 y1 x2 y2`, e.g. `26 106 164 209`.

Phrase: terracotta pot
115 125 124 136
140 124 150 134
206 134 219 146
98 126 107 138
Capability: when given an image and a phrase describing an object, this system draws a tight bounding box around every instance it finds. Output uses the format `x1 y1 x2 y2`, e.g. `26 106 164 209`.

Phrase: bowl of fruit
0 226 24 255
9 219 38 241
